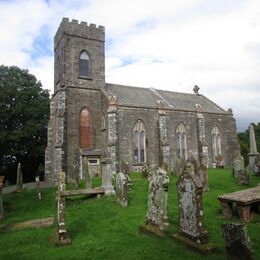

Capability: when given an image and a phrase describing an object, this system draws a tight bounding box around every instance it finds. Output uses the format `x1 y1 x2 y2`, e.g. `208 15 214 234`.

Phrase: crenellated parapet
54 17 105 48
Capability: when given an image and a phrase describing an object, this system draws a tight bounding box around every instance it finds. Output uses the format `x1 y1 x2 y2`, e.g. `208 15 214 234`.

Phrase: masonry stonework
45 18 241 183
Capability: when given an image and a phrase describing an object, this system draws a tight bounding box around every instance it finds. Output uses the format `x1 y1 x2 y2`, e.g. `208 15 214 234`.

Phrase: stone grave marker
141 164 149 178
233 156 249 185
140 167 169 237
82 157 92 189
253 154 260 176
197 164 209 192
173 155 181 176
173 161 216 253
115 172 128 207
35 176 42 200
121 161 133 187
0 176 4 220
57 171 71 245
222 223 253 260
101 158 115 195
248 124 258 170
16 162 23 192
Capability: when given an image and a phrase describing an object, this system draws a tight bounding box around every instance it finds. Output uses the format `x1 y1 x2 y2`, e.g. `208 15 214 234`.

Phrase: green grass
0 169 259 259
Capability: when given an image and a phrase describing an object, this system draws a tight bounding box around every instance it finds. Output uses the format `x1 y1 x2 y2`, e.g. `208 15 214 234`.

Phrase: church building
45 18 240 183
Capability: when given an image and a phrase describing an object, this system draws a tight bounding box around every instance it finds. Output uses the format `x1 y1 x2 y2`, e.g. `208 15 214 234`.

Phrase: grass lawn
0 168 259 259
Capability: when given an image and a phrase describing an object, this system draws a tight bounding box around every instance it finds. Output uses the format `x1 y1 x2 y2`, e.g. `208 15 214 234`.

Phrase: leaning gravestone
140 167 169 237
233 156 249 185
101 158 115 195
16 162 23 192
0 176 4 220
115 172 128 207
173 161 216 253
56 171 71 245
222 223 253 260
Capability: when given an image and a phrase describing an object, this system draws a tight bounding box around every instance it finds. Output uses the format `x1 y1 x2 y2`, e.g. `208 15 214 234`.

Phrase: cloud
0 0 259 131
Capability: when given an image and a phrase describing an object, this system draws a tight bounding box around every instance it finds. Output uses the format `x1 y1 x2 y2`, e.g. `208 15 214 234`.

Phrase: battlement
54 17 105 47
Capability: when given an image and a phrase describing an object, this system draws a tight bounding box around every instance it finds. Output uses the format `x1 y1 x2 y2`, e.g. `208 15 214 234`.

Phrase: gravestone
16 162 23 192
140 167 169 236
216 155 225 168
222 223 253 260
121 161 130 176
35 176 42 200
115 172 128 207
253 154 260 176
57 171 71 245
197 164 209 192
187 154 198 172
0 176 4 220
141 164 149 178
173 161 216 253
82 157 92 189
233 156 249 185
101 158 115 195
248 124 258 170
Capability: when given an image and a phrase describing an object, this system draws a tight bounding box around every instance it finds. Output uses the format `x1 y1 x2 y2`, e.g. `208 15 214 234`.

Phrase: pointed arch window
133 120 146 163
79 51 90 77
212 125 221 159
176 123 187 159
80 108 92 148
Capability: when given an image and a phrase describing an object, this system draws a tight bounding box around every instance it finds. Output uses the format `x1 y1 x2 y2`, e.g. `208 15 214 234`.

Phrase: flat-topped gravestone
140 167 169 237
16 162 23 192
115 172 128 207
218 186 260 222
173 161 216 253
101 158 115 195
56 171 71 245
233 156 249 185
0 176 4 220
222 223 253 260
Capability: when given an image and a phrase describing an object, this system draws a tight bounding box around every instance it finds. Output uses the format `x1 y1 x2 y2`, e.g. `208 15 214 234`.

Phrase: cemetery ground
0 169 259 259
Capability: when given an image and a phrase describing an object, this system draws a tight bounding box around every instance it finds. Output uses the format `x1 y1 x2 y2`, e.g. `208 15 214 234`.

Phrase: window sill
78 76 92 80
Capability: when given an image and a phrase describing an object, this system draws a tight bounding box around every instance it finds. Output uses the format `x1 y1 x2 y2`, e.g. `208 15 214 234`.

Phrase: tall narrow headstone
115 172 128 207
101 158 115 195
248 124 258 169
0 176 4 220
82 157 92 189
35 176 42 200
57 171 71 245
140 167 169 236
233 155 249 185
173 161 216 253
222 223 253 260
16 162 23 192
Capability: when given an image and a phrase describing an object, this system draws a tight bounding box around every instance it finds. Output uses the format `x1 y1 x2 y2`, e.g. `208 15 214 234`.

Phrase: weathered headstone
16 162 23 192
187 154 198 172
216 155 225 168
222 223 253 260
121 161 130 176
173 156 184 176
140 167 169 236
0 176 4 220
253 154 260 176
35 176 42 200
233 156 249 185
57 171 71 245
197 164 209 192
141 164 149 178
248 124 258 170
101 158 115 195
173 161 216 253
115 172 128 207
82 157 92 189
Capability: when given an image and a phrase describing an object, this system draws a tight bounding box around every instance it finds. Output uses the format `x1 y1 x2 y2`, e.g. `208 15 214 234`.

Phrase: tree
0 65 50 183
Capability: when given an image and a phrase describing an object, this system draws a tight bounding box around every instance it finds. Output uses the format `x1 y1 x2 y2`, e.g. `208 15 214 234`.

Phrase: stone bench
59 187 105 197
218 186 260 222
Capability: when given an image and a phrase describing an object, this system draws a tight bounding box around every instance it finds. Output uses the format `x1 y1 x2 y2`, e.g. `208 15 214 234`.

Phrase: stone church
45 18 240 183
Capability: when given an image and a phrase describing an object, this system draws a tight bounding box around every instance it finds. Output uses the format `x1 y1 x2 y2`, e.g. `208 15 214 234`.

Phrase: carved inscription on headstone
176 162 208 244
115 172 128 207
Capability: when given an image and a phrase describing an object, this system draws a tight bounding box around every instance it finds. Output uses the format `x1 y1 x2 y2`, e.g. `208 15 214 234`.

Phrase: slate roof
104 83 226 114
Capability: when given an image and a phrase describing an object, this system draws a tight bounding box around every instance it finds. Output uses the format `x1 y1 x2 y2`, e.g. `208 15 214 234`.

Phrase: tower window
79 51 90 77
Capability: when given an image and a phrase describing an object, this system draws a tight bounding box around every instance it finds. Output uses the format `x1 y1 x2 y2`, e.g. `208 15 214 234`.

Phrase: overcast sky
0 0 259 132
